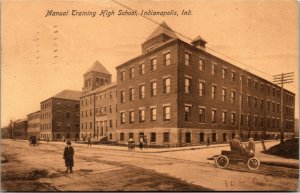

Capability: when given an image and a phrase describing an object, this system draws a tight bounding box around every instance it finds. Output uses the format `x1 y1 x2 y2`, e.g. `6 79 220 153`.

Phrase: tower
82 60 112 94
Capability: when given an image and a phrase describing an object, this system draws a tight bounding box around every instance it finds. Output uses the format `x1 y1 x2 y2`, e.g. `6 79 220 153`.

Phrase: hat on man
249 138 253 140
234 135 240 139
66 141 71 145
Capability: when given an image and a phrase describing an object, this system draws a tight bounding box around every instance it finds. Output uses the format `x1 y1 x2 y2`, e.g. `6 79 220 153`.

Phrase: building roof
84 60 111 75
53 90 82 101
144 21 178 42
192 35 207 43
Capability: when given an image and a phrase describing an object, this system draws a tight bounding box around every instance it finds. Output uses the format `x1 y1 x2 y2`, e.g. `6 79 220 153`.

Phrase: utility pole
238 74 243 137
273 72 294 143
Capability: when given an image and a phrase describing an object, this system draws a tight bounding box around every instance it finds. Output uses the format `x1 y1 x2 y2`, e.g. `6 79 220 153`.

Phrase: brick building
12 119 28 140
27 111 41 138
40 90 81 141
114 22 295 146
80 61 117 141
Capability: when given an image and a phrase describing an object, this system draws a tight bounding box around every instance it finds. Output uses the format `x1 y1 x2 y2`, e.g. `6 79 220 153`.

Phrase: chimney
191 35 207 49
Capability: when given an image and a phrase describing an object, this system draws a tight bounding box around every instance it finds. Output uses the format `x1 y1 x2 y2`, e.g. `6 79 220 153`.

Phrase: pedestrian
206 137 210 147
139 135 144 150
247 138 255 155
143 135 148 149
128 137 134 150
87 137 92 146
63 141 74 173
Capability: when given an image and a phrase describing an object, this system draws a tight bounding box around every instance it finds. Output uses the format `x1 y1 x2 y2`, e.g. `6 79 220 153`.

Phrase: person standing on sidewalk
247 138 255 155
87 137 92 147
206 137 210 147
63 141 74 173
143 135 148 149
139 135 144 150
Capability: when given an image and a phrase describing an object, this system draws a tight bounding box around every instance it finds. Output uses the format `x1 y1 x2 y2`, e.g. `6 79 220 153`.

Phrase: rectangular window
247 78 251 87
139 85 145 99
272 102 275 112
222 111 227 124
164 52 171 66
185 105 192 122
222 88 227 102
139 109 145 123
254 116 258 127
211 85 216 99
231 71 236 81
129 132 134 139
261 99 264 109
121 91 125 103
211 64 216 75
163 106 170 121
222 68 227 79
247 96 251 107
260 117 264 127
277 103 280 113
211 110 216 123
231 91 236 104
254 81 258 89
151 58 157 71
231 113 236 125
185 52 190 66
90 122 93 129
129 88 134 101
151 81 157 96
66 112 70 118
150 133 156 143
150 107 157 122
129 67 134 78
199 107 205 123
212 133 217 142
267 101 270 111
185 78 191 94
163 132 170 142
240 114 244 126
129 111 134 124
120 133 124 141
247 115 250 126
199 81 205 96
120 112 125 124
163 78 171 94
199 58 205 71
254 97 257 108
200 133 205 142
186 132 191 143
121 71 125 81
139 63 145 75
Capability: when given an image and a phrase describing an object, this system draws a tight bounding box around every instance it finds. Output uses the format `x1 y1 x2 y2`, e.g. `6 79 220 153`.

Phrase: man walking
139 135 144 150
63 141 74 173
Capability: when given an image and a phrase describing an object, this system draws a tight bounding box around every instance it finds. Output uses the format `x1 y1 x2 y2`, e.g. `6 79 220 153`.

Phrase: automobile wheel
247 157 260 170
215 155 229 168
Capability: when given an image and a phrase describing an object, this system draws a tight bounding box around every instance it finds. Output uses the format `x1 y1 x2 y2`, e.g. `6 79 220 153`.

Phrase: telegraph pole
273 72 294 143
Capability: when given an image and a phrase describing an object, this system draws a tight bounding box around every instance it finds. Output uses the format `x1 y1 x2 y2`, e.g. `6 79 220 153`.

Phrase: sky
1 0 298 127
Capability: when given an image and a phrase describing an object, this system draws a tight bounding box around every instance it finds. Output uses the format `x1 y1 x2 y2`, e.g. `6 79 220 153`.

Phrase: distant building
27 111 41 138
80 61 117 141
1 126 12 139
12 119 28 140
40 90 81 141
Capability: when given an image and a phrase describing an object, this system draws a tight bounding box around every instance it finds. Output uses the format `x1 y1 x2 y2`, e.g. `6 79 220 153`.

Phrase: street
1 139 299 191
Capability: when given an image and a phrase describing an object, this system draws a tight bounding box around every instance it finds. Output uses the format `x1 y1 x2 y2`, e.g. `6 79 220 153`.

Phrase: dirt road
1 139 298 191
